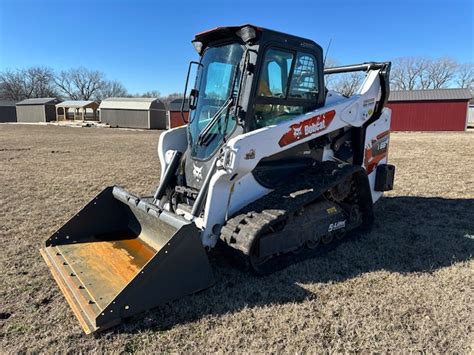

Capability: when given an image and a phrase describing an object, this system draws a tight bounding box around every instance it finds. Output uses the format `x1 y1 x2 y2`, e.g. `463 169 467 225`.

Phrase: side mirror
181 61 203 124
189 89 199 110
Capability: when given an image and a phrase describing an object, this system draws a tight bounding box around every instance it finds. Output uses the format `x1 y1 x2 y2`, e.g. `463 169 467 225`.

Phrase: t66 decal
364 130 390 174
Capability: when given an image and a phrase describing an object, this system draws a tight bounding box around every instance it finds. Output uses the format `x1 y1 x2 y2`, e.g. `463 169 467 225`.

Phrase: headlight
220 147 236 172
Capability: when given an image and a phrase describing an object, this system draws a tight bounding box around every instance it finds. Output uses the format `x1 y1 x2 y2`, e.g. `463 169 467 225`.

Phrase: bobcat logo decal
279 110 336 147
192 163 203 182
292 126 302 139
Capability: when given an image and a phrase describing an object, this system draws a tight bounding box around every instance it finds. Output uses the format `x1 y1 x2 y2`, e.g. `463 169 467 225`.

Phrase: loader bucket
40 186 214 334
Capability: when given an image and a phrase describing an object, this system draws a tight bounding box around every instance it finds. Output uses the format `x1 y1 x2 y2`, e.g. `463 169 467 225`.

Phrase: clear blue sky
0 0 472 95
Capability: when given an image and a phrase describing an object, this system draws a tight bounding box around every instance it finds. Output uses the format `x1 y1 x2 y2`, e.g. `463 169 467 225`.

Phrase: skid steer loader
40 24 395 334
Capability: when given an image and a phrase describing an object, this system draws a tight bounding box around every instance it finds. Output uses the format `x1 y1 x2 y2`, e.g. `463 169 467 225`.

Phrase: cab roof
193 24 321 54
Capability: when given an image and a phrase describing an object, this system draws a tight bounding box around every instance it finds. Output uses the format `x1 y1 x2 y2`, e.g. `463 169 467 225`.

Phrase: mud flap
40 186 214 334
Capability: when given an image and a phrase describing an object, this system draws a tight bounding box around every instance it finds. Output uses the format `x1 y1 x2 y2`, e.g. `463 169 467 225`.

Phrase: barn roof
56 100 98 109
99 97 164 110
169 98 189 112
16 98 61 105
389 88 472 102
0 100 17 107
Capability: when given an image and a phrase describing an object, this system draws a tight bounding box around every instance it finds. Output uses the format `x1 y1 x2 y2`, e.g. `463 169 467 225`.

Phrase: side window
257 49 294 98
254 104 305 128
254 49 319 129
267 62 283 95
289 53 318 100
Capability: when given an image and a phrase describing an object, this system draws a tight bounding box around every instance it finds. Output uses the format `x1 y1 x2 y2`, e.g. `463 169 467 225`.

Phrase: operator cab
182 25 326 189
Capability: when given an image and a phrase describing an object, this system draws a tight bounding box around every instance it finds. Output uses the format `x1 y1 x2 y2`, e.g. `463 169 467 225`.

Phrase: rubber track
220 162 364 274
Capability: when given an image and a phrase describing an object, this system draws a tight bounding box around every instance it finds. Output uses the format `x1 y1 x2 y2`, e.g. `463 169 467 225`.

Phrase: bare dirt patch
1 125 473 352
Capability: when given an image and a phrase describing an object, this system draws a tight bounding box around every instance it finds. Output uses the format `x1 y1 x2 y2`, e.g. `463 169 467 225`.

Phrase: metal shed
387 89 472 131
168 98 189 129
468 98 474 128
16 98 62 123
99 98 166 129
0 101 17 122
56 100 99 121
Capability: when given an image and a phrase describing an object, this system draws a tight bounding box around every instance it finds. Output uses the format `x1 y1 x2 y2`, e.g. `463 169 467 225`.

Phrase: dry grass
1 124 473 353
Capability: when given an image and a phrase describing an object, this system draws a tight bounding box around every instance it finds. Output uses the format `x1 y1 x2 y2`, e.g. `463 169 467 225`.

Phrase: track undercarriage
220 162 374 274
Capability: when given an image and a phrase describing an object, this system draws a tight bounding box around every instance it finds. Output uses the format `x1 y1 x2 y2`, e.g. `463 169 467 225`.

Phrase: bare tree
96 80 128 101
323 57 339 88
138 90 161 98
27 67 58 98
0 70 26 100
55 67 105 100
326 71 365 97
159 92 184 108
338 72 365 96
390 57 461 90
417 63 431 90
455 63 474 90
0 66 57 101
426 57 458 89
126 91 182 107
391 57 430 90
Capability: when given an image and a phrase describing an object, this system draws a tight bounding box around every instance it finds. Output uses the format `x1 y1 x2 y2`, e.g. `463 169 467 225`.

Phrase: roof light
192 41 203 55
236 26 257 43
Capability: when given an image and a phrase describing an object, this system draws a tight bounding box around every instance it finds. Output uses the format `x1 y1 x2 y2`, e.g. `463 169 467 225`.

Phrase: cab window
254 48 320 129
289 53 318 100
254 104 305 128
257 49 294 98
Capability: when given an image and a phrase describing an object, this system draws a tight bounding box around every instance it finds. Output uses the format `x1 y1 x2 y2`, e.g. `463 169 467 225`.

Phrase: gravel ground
1 124 473 352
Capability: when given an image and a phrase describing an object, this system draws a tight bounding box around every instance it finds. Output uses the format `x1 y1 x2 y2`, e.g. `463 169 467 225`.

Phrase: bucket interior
52 236 156 310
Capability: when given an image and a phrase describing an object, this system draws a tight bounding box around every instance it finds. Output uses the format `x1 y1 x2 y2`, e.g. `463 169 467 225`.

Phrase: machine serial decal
278 110 336 147
363 98 375 107
364 130 390 174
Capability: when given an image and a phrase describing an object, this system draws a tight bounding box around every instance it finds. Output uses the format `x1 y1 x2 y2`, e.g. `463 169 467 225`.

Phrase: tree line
0 67 125 102
325 56 473 96
0 66 183 106
1 57 472 103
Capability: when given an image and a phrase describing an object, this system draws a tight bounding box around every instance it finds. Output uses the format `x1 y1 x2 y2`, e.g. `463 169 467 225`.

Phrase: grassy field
1 124 473 352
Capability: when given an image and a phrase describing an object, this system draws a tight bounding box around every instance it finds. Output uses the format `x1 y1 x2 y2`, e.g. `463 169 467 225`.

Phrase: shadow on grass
109 196 473 335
